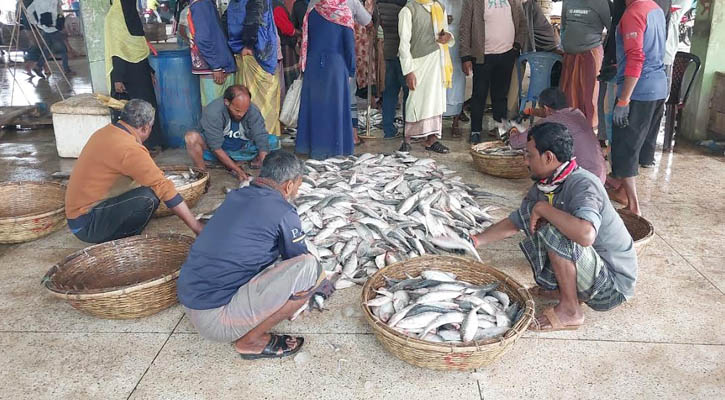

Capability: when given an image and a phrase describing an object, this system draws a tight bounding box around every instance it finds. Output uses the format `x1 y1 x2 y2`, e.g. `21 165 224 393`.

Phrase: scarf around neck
536 158 578 195
414 0 453 88
299 0 354 71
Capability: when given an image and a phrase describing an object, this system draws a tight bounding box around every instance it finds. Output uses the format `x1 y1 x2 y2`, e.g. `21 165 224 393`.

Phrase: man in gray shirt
185 85 280 180
472 122 636 331
561 0 611 54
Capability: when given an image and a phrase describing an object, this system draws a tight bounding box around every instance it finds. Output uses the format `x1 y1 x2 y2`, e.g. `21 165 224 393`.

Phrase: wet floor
0 50 724 399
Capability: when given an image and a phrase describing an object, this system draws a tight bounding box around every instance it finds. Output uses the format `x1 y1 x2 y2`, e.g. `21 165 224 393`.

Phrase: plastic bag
280 77 303 128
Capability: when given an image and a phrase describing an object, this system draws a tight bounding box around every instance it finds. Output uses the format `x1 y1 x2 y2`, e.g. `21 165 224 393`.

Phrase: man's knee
185 131 203 147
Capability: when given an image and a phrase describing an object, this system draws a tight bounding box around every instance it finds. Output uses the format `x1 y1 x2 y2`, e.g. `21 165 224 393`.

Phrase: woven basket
154 166 210 217
361 255 535 371
617 210 654 258
0 181 66 244
42 233 194 319
470 141 529 179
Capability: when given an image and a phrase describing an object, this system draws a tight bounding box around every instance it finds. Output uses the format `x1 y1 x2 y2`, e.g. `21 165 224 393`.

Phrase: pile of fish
472 145 525 157
296 152 502 289
366 270 523 343
165 168 203 188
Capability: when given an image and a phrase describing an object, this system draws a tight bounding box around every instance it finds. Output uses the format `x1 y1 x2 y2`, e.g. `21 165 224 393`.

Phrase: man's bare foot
607 186 629 206
234 333 300 355
532 304 584 331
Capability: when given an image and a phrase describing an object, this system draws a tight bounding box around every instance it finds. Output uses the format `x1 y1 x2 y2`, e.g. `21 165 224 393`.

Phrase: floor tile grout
655 232 725 296
520 336 725 347
477 379 484 400
125 314 184 400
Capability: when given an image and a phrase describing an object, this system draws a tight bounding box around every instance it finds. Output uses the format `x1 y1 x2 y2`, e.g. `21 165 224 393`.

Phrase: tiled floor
1 62 723 399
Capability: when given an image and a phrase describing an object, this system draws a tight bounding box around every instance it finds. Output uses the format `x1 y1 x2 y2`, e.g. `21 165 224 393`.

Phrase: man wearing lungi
178 151 331 359
472 122 637 331
185 85 281 179
397 0 454 154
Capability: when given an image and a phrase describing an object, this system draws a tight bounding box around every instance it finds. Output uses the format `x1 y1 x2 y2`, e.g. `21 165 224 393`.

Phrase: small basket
42 233 194 319
361 255 535 371
154 165 210 217
470 141 529 179
617 210 654 257
0 181 66 244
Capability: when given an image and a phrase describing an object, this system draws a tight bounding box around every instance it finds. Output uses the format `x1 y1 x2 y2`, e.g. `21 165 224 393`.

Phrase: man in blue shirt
178 150 325 359
185 85 281 181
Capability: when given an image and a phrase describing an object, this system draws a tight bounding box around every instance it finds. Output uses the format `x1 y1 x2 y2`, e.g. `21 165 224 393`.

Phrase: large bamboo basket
617 210 654 258
0 181 66 244
42 233 194 319
470 141 529 179
154 165 210 217
361 255 535 371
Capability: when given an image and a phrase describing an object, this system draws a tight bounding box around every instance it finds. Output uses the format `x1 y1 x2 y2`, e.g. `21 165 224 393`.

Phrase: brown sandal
529 308 582 332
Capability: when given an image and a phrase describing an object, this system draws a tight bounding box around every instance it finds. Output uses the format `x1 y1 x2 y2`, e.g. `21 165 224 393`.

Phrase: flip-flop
529 308 582 332
239 334 305 360
425 141 450 154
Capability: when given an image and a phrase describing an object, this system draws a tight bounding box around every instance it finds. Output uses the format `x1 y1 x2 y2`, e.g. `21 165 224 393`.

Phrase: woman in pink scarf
295 0 357 160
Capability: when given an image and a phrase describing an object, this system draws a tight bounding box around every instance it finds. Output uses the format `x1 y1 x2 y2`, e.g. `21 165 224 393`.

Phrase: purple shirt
511 108 607 183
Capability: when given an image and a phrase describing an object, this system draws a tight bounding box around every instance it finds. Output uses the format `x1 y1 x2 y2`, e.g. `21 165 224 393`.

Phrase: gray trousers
184 254 321 342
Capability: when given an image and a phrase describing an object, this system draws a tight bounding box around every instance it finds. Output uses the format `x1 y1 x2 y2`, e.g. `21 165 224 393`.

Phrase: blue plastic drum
149 49 201 148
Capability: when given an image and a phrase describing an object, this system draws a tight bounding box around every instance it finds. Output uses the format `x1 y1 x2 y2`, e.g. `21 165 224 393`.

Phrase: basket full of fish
154 166 210 217
296 152 504 289
361 256 534 371
470 141 529 179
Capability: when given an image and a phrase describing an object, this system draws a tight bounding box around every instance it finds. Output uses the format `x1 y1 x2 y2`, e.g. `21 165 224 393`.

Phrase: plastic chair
517 52 563 118
663 51 701 151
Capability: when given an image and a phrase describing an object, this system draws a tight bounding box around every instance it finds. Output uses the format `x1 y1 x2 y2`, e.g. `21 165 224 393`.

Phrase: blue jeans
382 59 409 138
203 135 280 162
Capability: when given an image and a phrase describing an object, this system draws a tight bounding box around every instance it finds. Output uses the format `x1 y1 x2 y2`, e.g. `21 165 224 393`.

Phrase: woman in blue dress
295 0 356 160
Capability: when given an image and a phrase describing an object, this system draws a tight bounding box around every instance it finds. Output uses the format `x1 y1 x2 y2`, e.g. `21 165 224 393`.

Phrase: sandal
239 334 305 360
451 125 462 138
529 308 582 332
425 141 450 154
458 111 470 123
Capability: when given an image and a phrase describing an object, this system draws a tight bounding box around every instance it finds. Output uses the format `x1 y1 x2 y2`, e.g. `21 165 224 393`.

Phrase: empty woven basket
42 233 194 319
0 181 66 244
617 209 654 258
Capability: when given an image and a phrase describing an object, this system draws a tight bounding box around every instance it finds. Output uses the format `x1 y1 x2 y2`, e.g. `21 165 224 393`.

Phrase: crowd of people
56 0 689 356
93 0 686 217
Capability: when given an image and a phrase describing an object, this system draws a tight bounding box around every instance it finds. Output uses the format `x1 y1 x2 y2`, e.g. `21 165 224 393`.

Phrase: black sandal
458 111 470 122
425 141 450 154
239 334 305 360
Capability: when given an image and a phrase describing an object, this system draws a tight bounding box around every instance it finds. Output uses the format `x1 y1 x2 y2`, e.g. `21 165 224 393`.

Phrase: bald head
223 85 252 121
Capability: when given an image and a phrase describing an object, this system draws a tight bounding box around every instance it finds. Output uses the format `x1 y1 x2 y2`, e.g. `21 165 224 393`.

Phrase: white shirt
26 0 59 33
484 0 515 55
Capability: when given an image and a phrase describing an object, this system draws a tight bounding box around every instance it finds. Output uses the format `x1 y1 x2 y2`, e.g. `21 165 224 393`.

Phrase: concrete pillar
680 0 725 142
79 0 111 94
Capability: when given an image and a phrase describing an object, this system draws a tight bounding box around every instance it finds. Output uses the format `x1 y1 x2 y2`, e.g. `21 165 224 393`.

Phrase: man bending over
177 150 330 359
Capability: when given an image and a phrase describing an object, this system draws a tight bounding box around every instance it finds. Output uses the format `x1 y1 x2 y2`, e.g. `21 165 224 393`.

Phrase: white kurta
398 4 455 127
440 0 465 116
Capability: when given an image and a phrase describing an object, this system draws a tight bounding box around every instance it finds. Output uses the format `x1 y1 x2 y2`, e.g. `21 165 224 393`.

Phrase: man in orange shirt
65 99 203 243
